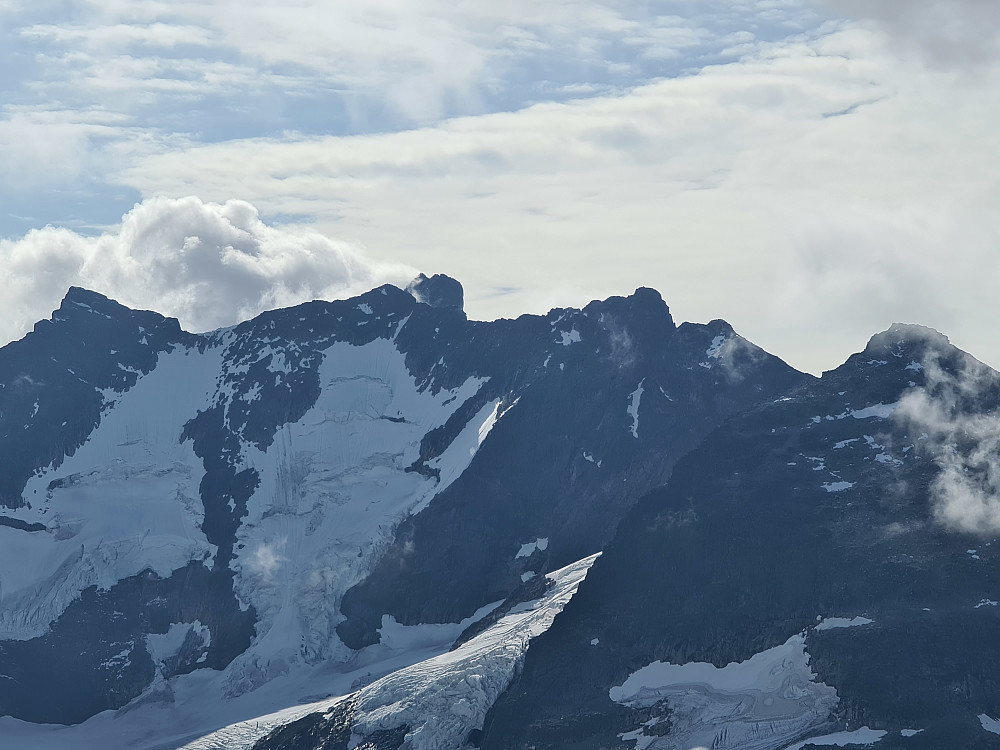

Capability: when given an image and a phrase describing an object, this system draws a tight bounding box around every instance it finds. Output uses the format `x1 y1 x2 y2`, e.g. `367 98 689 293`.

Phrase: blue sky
1 0 998 373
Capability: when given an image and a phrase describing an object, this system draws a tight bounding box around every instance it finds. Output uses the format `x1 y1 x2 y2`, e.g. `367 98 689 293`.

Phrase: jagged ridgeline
0 274 806 741
484 326 1000 750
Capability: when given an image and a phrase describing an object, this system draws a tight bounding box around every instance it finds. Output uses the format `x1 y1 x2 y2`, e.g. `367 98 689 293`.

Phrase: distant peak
406 274 464 313
63 286 114 306
583 287 675 332
56 287 129 319
864 323 952 356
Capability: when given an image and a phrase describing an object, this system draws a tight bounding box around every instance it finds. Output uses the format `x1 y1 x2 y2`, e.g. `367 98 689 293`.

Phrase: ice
905 361 924 371
610 634 839 750
975 599 998 608
842 403 898 420
822 482 854 493
345 555 598 750
425 398 504 504
591 638 600 646
627 379 645 439
785 727 887 748
229 338 495 672
516 538 549 559
619 728 656 750
833 439 859 449
706 335 727 360
559 329 581 346
900 729 923 737
357 303 373 315
146 621 210 669
0 344 221 640
376 601 501 652
980 715 1000 735
0 556 596 750
815 616 873 630
181 554 599 750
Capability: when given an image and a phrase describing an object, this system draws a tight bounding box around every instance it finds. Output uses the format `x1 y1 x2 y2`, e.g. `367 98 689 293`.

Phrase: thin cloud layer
824 0 1000 64
0 197 416 345
108 24 1000 374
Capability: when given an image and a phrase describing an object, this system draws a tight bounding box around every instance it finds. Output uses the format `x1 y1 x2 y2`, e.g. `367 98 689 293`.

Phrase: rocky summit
1 281 999 749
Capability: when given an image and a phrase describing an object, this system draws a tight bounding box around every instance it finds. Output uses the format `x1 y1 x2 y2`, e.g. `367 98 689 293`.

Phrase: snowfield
610 633 839 750
0 343 222 641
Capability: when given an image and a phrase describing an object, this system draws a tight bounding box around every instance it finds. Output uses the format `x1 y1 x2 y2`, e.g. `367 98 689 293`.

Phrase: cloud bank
0 197 416 345
824 0 1000 65
897 348 1000 535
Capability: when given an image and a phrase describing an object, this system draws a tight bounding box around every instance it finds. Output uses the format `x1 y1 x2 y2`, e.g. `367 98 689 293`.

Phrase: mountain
482 324 1000 749
0 276 807 747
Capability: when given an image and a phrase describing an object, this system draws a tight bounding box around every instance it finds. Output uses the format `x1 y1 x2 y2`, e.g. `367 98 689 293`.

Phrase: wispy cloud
896 345 1000 535
823 0 1000 65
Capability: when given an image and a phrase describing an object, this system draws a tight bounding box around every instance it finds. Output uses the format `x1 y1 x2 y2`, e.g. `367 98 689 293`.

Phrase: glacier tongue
349 554 599 750
180 553 599 750
226 338 493 688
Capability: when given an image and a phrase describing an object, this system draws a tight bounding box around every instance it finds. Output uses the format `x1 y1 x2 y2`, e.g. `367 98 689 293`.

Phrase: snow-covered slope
0 276 809 742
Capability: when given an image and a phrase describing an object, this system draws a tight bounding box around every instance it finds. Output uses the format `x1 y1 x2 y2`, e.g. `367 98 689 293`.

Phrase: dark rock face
0 562 254 724
337 290 810 648
0 279 808 729
482 325 1000 749
405 273 464 313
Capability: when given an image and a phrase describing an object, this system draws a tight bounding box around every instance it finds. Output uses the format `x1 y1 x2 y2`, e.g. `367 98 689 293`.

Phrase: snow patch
822 482 855 493
786 727 887 749
559 329 581 346
146 621 210 668
981 715 1000 735
627 379 644 439
844 402 898 420
516 538 549 559
706 334 727 359
610 633 838 750
815 616 873 630
377 601 501 652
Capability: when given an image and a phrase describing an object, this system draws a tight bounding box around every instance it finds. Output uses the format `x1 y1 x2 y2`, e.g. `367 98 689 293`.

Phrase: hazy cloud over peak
897 351 1000 535
0 197 416 345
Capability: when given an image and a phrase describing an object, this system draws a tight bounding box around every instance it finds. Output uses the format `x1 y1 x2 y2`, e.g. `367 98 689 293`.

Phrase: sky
0 0 998 375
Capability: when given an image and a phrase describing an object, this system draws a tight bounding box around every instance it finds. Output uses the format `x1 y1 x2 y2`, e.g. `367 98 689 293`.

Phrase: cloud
896 346 1000 535
102 23 1000 375
246 538 287 579
822 0 1000 65
0 196 416 346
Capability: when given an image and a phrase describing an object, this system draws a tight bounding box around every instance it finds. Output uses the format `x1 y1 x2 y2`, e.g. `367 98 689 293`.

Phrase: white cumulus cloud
0 196 417 345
